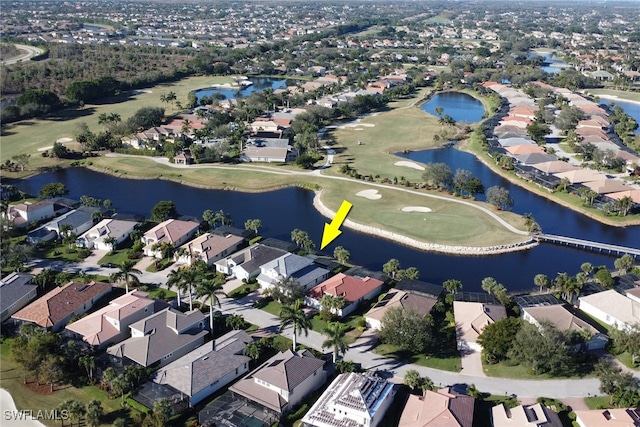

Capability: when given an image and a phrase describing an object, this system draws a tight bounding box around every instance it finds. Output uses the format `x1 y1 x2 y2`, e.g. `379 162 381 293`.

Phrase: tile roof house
399 387 475 427
65 290 166 349
365 289 439 330
306 273 385 317
491 403 562 427
0 272 37 323
152 330 253 407
453 300 507 351
229 349 326 417
257 253 330 292
26 206 100 244
574 408 640 426
215 243 288 280
142 219 200 258
174 232 245 266
76 219 139 251
106 307 208 367
523 304 608 351
11 281 113 332
578 290 640 331
5 200 55 227
301 372 395 427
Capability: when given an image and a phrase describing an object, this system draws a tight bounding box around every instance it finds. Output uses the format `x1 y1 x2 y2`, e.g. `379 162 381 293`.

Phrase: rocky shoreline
313 190 538 256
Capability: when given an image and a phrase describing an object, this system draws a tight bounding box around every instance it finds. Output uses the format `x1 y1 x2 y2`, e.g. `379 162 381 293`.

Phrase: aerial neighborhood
1 0 640 426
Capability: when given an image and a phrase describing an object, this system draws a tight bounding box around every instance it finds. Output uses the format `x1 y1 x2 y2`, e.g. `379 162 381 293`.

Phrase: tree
85 400 103 427
320 294 345 321
398 267 420 280
12 154 30 172
443 279 462 295
609 325 640 366
214 209 233 227
383 258 401 279
196 275 227 330
477 317 522 363
378 307 432 354
595 359 640 407
322 322 349 363
268 276 304 306
486 186 514 210
422 163 453 189
226 314 246 330
279 299 311 351
150 200 179 222
67 400 86 426
39 355 64 392
481 277 498 295
336 359 356 373
333 246 350 265
290 228 314 252
580 262 594 276
149 398 172 427
110 260 141 293
534 274 550 294
38 182 68 199
78 355 95 382
245 342 262 362
615 196 633 217
508 321 575 376
403 369 424 393
202 209 216 229
594 267 614 288
523 213 540 233
244 218 262 235
578 187 598 206
176 265 203 311
614 254 634 274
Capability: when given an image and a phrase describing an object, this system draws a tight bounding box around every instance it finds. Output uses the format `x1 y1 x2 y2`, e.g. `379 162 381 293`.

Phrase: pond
421 92 485 123
529 52 569 74
195 77 289 102
601 99 640 135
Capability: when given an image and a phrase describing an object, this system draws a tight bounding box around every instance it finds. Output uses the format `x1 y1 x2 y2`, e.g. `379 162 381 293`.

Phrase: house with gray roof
76 219 139 251
215 243 287 280
257 253 330 292
151 330 252 407
0 272 37 323
27 206 100 244
106 307 208 367
229 349 327 418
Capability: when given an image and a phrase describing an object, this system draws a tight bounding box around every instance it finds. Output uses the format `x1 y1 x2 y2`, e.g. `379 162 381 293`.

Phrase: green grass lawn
261 299 283 317
227 282 260 298
613 351 639 370
585 89 640 103
584 395 612 410
97 249 139 267
374 343 461 372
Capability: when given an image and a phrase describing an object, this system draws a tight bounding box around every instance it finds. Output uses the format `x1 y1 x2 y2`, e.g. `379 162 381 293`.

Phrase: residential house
11 281 112 332
248 119 282 134
578 289 640 331
106 307 208 367
142 219 200 258
151 330 253 407
65 290 166 349
492 403 563 427
174 232 245 266
257 252 329 292
240 137 295 163
174 151 193 165
27 206 100 244
0 272 37 323
5 200 55 227
306 273 384 317
229 349 326 418
453 296 507 351
76 219 139 251
365 289 438 331
215 243 287 280
574 408 640 426
301 372 395 427
522 304 608 351
399 387 475 427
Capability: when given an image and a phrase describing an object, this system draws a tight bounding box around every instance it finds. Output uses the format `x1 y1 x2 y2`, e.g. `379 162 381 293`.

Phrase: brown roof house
65 290 167 349
229 349 326 419
106 307 207 367
453 298 507 351
491 403 562 427
150 330 253 407
0 272 37 323
365 289 439 331
11 281 112 332
301 372 396 427
142 219 200 258
398 387 475 427
306 273 384 318
174 232 245 267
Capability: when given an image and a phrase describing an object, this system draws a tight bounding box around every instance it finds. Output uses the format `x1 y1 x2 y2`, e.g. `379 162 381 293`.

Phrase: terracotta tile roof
144 219 200 245
399 387 475 427
366 290 437 323
492 403 563 427
453 301 507 343
307 273 384 303
574 408 640 426
12 281 112 328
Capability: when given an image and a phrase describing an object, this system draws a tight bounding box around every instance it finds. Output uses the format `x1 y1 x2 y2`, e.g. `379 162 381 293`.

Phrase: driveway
460 349 486 377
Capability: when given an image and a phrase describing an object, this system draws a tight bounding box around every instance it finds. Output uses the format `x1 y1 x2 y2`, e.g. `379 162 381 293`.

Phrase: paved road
2 44 44 65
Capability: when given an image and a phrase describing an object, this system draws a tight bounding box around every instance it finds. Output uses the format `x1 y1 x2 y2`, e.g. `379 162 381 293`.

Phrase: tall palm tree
166 268 186 307
321 322 349 363
279 299 311 352
180 266 202 311
109 260 141 293
195 275 227 331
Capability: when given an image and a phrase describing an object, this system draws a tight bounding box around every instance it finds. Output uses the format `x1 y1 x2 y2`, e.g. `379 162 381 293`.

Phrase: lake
10 165 631 294
195 77 289 101
602 99 640 135
421 92 485 123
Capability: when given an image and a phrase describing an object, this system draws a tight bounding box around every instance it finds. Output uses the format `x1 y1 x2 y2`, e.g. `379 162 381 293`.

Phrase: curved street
2 44 44 65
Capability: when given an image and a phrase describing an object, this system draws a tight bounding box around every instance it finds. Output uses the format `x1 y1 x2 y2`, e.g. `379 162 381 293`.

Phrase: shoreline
594 94 640 107
312 190 538 256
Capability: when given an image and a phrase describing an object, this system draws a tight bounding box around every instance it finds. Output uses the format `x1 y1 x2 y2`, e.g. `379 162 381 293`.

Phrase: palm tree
279 299 311 352
443 279 463 295
333 246 350 265
481 277 498 295
382 258 401 279
321 322 349 363
534 274 550 294
615 196 633 217
85 399 103 427
180 266 202 311
195 275 227 330
78 355 95 382
166 268 186 307
109 260 141 293
226 314 246 330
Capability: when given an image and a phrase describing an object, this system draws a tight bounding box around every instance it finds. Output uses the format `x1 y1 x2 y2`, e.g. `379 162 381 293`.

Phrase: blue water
421 92 485 123
195 77 288 101
529 52 568 74
602 99 640 135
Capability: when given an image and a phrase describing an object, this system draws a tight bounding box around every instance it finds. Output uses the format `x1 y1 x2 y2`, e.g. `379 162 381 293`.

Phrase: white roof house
578 290 640 331
76 219 139 251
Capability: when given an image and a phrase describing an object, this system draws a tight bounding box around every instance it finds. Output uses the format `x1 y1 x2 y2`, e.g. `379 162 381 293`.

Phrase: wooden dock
535 234 640 257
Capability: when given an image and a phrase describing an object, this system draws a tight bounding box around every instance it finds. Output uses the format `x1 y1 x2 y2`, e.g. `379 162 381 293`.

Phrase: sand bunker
401 206 432 213
56 137 73 143
394 161 425 171
356 189 382 200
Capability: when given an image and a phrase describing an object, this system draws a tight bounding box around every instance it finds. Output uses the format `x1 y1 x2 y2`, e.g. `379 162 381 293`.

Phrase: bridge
535 234 640 258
